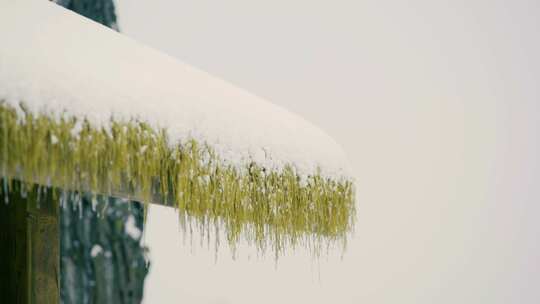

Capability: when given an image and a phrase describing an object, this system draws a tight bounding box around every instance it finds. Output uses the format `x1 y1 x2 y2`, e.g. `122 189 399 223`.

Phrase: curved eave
0 1 356 256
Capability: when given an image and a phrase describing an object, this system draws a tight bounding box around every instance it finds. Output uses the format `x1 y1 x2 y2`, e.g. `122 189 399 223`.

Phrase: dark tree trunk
53 0 119 31
60 194 149 304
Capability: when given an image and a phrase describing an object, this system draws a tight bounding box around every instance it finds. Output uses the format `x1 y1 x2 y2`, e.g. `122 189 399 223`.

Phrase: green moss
0 101 355 257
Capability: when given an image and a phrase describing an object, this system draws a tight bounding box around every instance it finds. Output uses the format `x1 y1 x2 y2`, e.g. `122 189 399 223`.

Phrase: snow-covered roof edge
0 0 353 181
0 0 356 257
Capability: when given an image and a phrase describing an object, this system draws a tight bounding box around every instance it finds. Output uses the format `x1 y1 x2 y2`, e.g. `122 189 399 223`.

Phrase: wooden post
0 180 29 303
1 179 149 303
0 179 60 304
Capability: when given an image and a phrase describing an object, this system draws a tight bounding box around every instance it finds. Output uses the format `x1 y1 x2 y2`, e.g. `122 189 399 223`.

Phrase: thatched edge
0 101 355 257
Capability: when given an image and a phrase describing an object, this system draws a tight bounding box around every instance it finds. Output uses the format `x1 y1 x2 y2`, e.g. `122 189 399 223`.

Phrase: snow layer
0 0 350 179
90 244 103 257
125 215 142 240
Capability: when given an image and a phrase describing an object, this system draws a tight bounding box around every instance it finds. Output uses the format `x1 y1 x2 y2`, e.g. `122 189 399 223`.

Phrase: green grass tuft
0 101 355 258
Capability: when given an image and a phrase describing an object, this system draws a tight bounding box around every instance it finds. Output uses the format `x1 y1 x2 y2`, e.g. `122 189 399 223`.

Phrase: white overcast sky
115 1 540 303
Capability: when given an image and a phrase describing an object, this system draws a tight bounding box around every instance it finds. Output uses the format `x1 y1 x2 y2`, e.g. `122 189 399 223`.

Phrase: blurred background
113 1 539 303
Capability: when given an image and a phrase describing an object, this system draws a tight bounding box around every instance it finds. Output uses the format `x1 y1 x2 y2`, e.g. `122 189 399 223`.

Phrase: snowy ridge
0 0 351 180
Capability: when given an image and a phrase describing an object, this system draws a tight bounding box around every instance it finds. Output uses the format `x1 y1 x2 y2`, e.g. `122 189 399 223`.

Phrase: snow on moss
0 0 356 256
0 0 350 180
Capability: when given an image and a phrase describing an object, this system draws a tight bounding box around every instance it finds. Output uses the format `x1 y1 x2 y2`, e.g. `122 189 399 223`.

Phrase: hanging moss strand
0 101 355 258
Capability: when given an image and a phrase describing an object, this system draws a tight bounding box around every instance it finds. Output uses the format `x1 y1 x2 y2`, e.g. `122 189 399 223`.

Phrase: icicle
71 192 77 211
76 193 83 219
3 178 9 205
36 185 41 209
99 199 109 218
59 190 66 208
125 215 142 240
20 182 27 199
91 195 98 212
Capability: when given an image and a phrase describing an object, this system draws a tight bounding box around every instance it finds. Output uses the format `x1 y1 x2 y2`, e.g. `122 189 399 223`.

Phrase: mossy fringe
0 101 355 257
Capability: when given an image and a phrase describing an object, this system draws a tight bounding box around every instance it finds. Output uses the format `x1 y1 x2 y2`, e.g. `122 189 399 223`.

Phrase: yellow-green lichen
0 101 355 257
